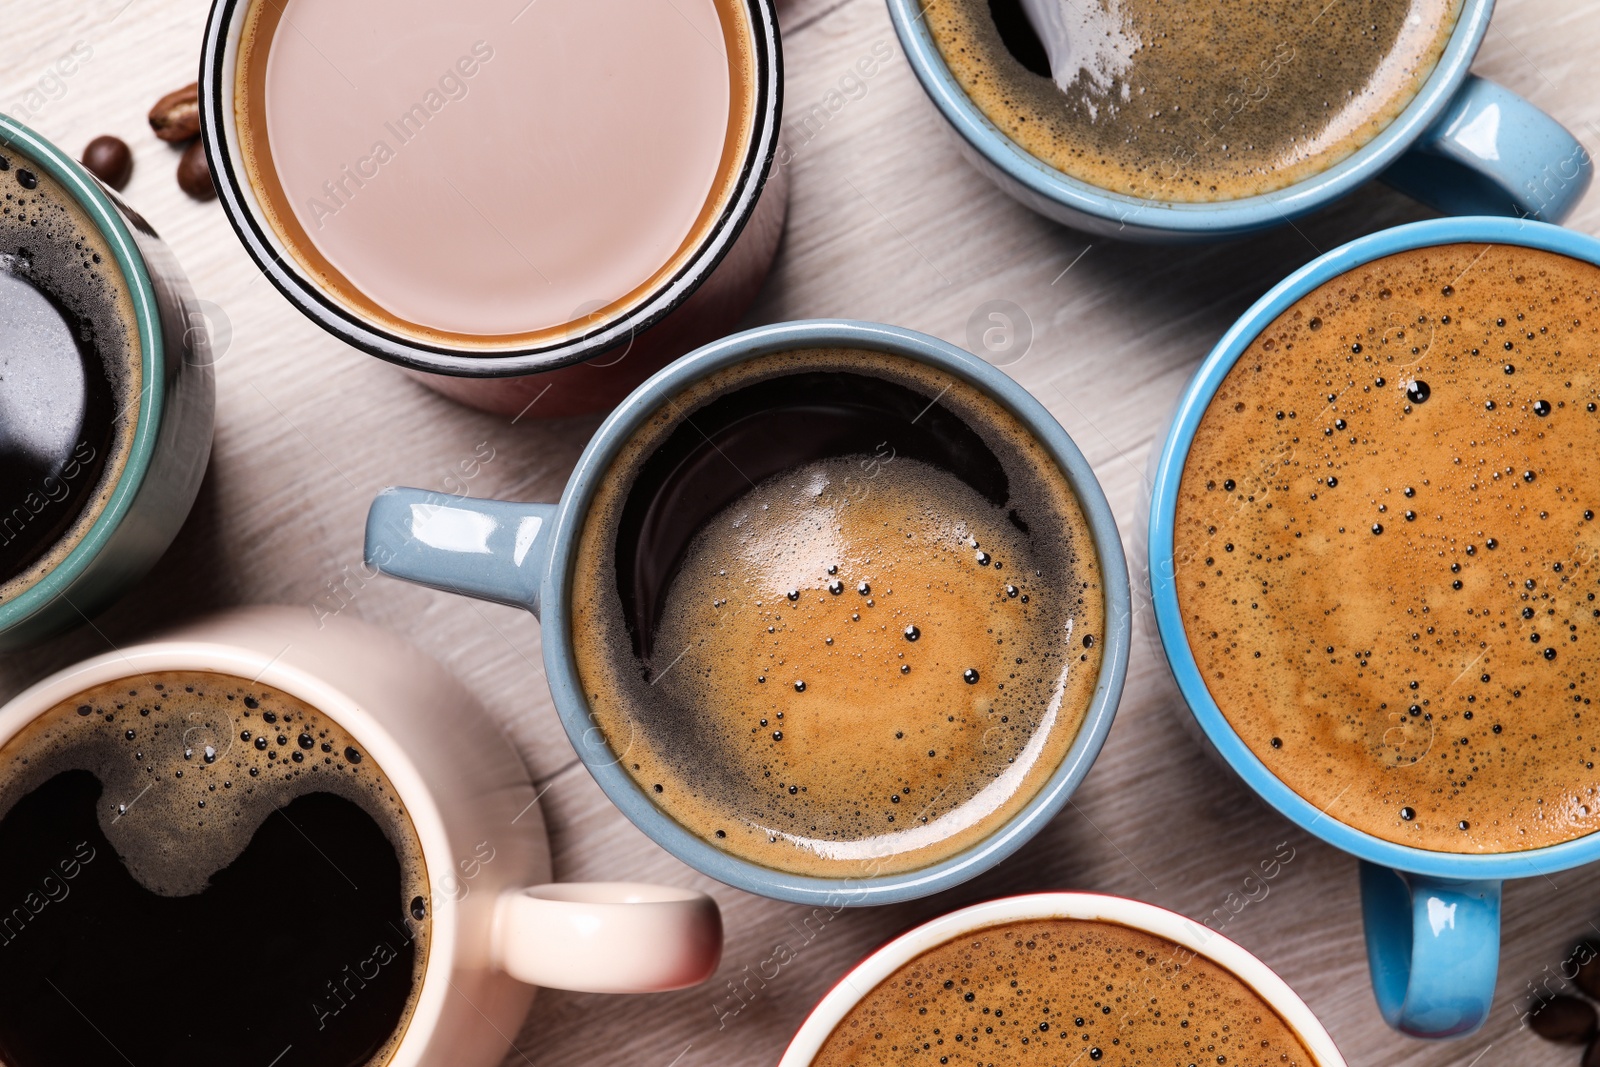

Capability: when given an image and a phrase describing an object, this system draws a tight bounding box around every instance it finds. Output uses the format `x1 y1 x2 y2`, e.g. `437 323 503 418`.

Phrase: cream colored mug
0 607 721 1067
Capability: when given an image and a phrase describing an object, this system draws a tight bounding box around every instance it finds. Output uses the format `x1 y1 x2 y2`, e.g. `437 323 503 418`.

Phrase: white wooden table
5 0 1600 1064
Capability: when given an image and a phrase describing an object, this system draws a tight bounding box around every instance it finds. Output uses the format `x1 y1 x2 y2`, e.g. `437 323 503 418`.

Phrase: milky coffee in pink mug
200 0 786 417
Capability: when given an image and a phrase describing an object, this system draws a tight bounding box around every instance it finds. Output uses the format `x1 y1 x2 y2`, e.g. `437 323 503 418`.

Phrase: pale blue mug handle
1381 73 1592 222
364 487 557 617
1359 862 1501 1038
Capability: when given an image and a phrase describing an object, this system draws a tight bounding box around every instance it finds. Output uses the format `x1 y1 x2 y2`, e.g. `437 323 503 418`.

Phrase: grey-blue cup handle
365 488 555 615
1359 863 1502 1039
1381 73 1593 222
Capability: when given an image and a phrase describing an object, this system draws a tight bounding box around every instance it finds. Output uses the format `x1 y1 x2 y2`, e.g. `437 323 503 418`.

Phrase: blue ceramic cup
1148 216 1600 1039
887 0 1592 240
364 320 1130 906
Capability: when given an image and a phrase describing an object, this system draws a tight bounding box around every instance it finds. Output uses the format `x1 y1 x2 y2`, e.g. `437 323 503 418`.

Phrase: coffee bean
1576 944 1600 1000
81 135 132 189
1585 1032 1600 1067
149 83 201 143
1530 995 1597 1044
177 140 215 200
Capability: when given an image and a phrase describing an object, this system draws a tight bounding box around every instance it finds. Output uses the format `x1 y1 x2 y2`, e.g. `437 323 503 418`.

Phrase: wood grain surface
4 0 1600 1065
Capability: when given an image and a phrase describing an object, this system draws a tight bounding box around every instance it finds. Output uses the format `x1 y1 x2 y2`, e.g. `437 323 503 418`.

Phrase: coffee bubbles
571 349 1104 878
922 0 1461 201
1176 244 1600 853
0 147 141 601
0 673 428 1067
0 674 419 897
812 918 1314 1067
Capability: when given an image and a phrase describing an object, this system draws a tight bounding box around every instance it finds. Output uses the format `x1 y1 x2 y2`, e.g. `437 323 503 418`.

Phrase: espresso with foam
923 0 1460 201
0 144 140 603
1176 244 1600 853
572 349 1104 877
233 0 755 348
0 672 429 1067
813 917 1315 1066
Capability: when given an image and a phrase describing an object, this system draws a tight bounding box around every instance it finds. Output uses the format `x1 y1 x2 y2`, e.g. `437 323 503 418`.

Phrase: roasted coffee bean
1576 943 1600 1000
149 83 200 143
81 135 132 189
1586 1033 1600 1067
1530 994 1597 1044
177 140 214 200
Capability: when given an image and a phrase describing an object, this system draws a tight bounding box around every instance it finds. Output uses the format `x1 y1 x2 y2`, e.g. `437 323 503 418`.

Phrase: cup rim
775 891 1347 1066
884 0 1493 236
197 0 783 378
1147 215 1600 880
0 115 167 635
0 616 466 1063
537 319 1131 905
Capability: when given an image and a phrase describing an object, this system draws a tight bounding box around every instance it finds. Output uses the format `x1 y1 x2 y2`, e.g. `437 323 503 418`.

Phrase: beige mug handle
493 882 722 993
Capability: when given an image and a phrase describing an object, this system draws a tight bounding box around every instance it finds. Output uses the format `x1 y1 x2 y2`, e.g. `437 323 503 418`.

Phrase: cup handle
1380 73 1592 222
1358 862 1501 1038
492 882 722 993
364 487 557 617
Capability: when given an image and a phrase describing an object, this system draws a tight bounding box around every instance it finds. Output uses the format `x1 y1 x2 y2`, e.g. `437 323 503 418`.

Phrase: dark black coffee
0 672 430 1067
0 145 139 602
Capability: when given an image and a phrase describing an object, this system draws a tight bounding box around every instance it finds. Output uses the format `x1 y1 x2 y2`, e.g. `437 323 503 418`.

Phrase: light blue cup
364 321 1130 906
887 0 1591 240
1148 216 1600 1038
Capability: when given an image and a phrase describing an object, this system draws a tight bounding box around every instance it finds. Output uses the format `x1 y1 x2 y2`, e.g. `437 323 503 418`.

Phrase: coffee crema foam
922 0 1460 201
572 349 1104 877
1176 244 1600 853
0 671 429 1066
813 918 1315 1067
0 144 141 603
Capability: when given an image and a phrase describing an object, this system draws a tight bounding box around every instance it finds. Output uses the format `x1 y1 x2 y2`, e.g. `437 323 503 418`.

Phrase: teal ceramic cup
0 116 214 650
364 320 1130 906
887 0 1592 240
1148 216 1600 1039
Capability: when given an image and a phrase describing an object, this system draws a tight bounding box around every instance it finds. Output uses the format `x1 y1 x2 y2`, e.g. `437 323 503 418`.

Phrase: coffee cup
198 0 787 418
778 891 1347 1066
888 0 1591 240
0 606 720 1066
1148 215 1600 1037
0 115 214 650
363 320 1131 906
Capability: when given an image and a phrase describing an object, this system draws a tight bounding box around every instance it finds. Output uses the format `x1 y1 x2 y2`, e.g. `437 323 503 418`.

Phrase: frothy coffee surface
573 349 1104 877
0 144 140 602
813 918 1315 1067
1176 244 1600 853
0 672 428 1067
922 0 1460 201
